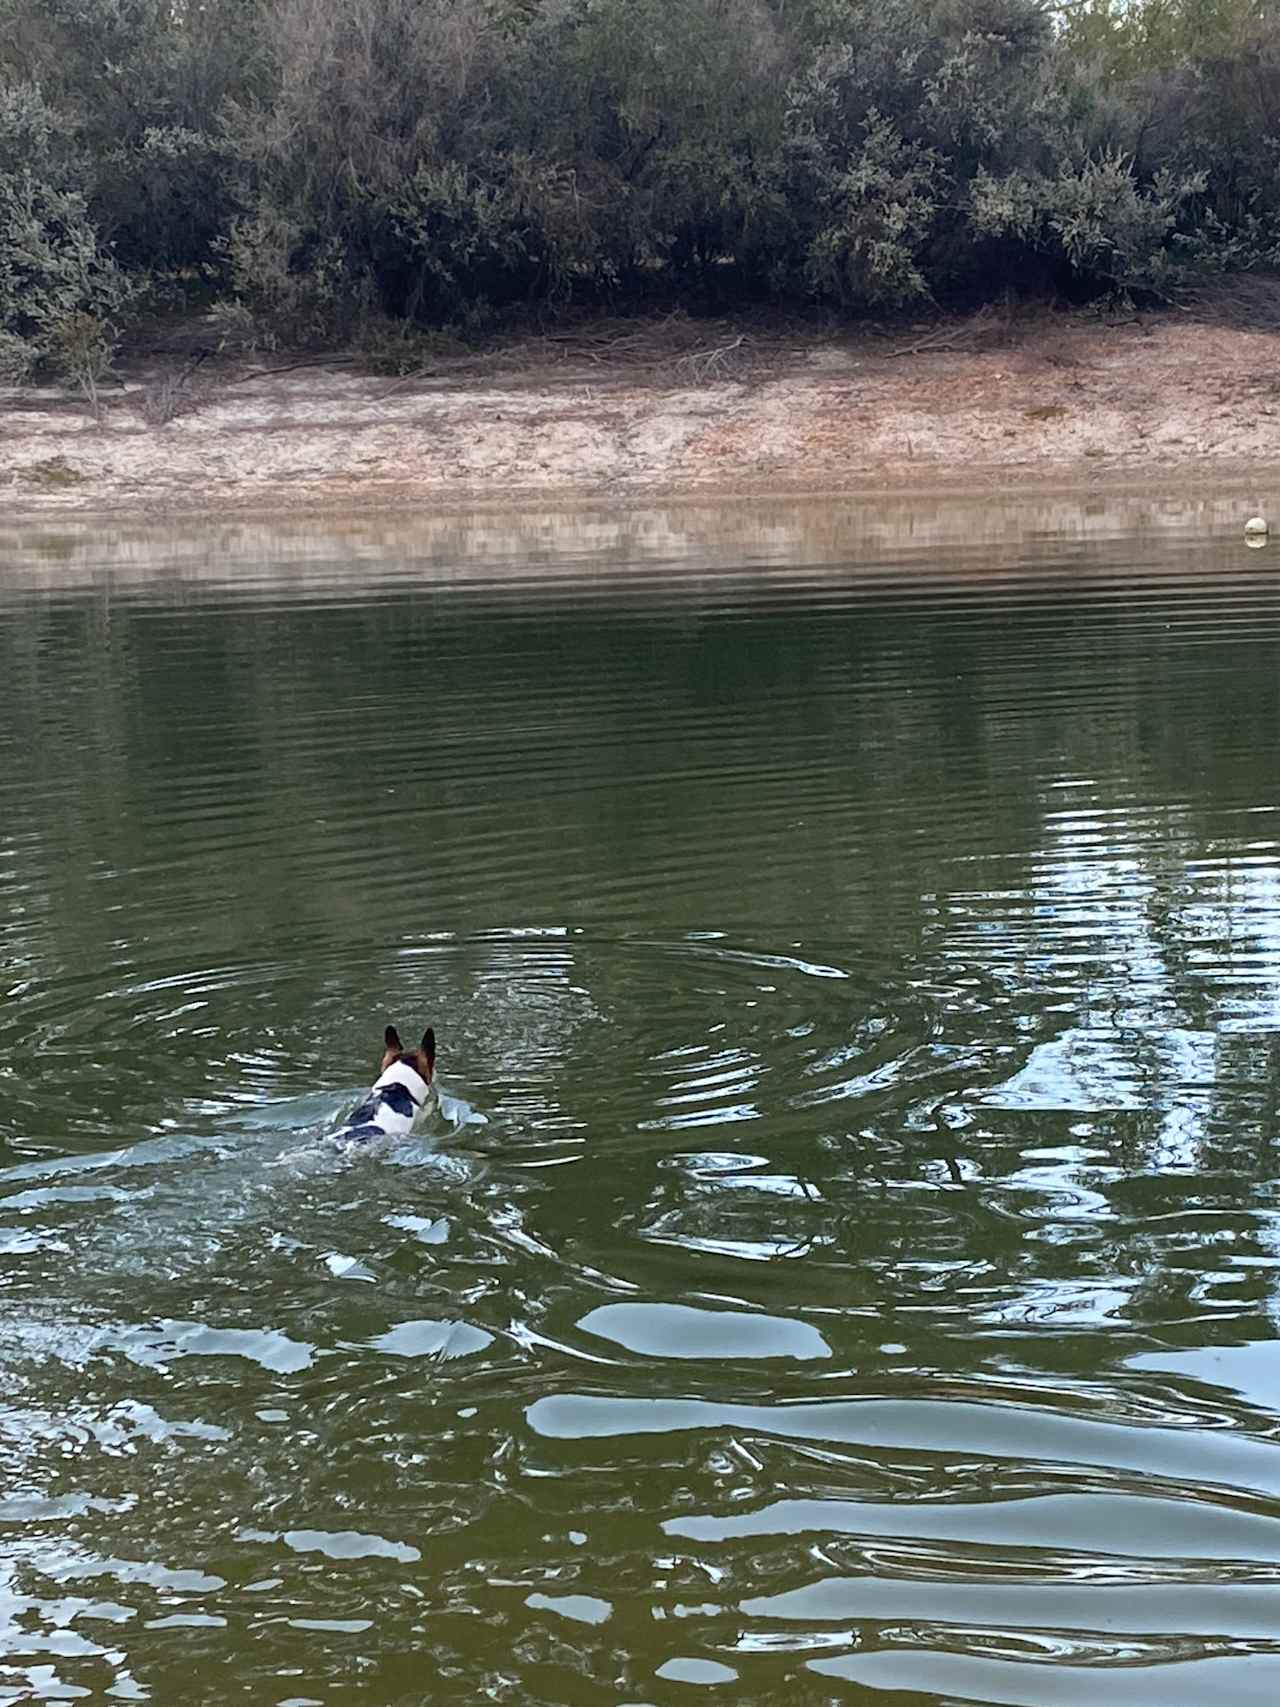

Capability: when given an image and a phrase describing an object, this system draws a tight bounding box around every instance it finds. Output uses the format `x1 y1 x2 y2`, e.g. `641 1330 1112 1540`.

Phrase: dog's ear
421 1027 436 1072
384 1024 402 1053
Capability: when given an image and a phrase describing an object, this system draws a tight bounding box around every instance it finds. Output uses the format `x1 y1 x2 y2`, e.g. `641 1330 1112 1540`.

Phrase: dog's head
380 1023 436 1083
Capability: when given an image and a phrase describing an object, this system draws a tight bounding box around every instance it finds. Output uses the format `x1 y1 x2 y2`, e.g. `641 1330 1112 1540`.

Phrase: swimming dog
332 1024 436 1145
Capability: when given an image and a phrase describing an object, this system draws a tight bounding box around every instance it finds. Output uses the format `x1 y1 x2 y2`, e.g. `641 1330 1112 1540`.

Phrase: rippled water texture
4 496 1280 1704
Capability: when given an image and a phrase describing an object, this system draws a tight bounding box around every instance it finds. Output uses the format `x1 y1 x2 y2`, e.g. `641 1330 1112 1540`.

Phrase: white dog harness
333 1058 431 1145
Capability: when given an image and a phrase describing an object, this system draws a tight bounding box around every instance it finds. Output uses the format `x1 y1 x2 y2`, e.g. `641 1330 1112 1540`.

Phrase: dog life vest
333 1058 431 1144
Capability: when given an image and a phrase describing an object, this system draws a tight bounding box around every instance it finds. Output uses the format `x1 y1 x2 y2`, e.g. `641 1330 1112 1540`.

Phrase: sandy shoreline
3 309 1280 524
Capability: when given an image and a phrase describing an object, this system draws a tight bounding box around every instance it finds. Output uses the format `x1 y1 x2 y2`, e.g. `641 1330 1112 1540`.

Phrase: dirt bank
4 304 1280 520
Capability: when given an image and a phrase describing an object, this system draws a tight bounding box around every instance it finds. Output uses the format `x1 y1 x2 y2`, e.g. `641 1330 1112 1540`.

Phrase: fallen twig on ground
675 335 748 384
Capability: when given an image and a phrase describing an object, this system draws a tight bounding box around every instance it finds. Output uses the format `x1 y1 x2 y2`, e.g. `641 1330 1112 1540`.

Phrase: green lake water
3 497 1280 1703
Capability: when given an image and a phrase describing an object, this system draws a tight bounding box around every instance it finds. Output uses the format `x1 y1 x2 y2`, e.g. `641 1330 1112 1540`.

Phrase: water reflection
3 500 1280 1702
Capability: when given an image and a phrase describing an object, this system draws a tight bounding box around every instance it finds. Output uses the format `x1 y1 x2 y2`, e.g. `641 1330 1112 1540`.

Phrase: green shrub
2 0 258 277
377 157 591 325
971 154 1206 294
5 0 1280 342
782 0 1064 306
800 110 943 308
0 92 131 384
519 0 795 293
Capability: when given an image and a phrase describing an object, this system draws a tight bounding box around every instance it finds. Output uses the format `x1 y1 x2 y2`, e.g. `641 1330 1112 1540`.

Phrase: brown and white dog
332 1024 436 1145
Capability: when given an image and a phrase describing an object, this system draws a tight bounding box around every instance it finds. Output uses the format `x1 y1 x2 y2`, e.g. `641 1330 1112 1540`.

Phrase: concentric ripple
4 508 1280 1704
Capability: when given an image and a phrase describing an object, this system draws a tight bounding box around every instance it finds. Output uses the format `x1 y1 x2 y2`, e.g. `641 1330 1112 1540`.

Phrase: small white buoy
1245 514 1268 538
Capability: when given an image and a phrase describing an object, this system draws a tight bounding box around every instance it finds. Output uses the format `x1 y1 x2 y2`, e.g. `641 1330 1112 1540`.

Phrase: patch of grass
18 455 87 488
209 298 277 356
137 374 188 426
356 318 470 376
135 358 211 427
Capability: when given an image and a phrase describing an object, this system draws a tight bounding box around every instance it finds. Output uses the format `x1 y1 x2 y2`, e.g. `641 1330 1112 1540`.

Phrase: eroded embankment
2 310 1279 519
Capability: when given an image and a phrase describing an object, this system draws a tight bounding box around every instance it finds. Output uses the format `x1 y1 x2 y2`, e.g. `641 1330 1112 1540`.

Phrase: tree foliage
4 0 1280 359
0 77 131 379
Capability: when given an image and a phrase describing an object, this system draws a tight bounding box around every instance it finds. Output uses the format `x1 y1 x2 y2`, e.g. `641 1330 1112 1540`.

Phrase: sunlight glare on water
2 495 1280 1704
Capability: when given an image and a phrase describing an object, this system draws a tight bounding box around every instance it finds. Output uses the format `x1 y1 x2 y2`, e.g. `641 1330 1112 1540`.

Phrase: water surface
2 497 1280 1703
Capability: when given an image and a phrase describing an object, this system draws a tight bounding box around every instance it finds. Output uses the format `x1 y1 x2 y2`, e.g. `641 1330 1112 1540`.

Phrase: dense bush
4 0 1280 359
0 78 131 380
516 0 796 297
218 0 795 331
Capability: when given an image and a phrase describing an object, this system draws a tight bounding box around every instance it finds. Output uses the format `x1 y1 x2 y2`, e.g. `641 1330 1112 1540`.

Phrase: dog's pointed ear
384 1024 402 1053
421 1027 436 1073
